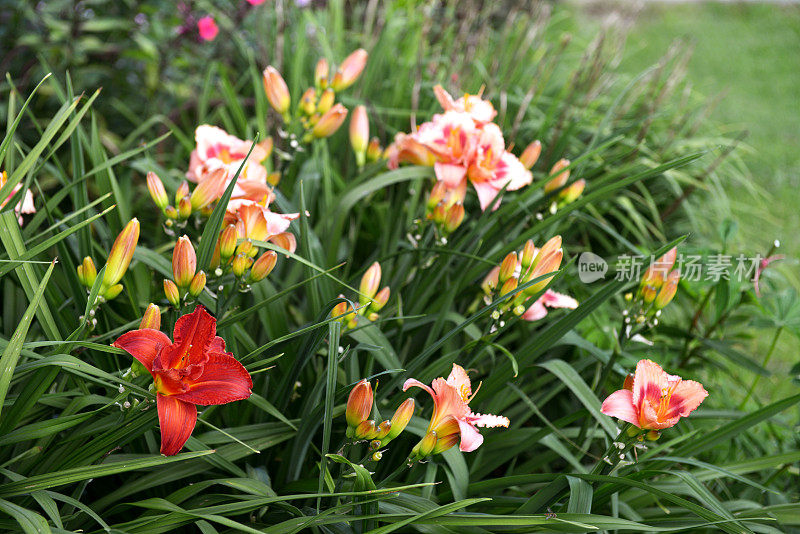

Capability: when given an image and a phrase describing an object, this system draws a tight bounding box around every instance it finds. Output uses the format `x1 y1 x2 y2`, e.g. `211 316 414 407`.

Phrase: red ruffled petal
172 353 253 406
158 306 217 370
113 329 171 374
157 394 197 456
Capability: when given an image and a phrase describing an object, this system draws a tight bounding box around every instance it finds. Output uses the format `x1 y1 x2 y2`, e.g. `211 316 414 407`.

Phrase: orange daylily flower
113 306 253 455
601 359 707 430
404 363 508 453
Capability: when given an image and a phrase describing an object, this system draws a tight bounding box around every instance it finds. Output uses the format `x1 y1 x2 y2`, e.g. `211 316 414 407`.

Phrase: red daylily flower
113 306 252 455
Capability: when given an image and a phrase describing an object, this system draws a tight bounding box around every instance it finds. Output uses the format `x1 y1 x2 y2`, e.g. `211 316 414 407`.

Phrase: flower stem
739 326 783 409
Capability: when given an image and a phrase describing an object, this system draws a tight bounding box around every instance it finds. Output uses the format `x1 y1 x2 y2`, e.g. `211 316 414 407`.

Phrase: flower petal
434 163 467 189
113 328 171 373
157 394 197 456
402 378 435 398
521 298 548 321
662 380 708 420
157 306 217 370
457 419 483 452
632 359 669 413
469 412 509 428
601 389 639 427
471 179 502 211
446 364 472 397
172 353 253 405
541 289 579 309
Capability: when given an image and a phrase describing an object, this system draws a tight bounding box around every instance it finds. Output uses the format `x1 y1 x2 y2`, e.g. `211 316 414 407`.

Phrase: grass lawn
619 2 800 259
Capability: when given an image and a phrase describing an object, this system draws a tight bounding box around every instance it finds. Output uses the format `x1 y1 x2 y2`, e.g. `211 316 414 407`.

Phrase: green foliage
0 1 798 533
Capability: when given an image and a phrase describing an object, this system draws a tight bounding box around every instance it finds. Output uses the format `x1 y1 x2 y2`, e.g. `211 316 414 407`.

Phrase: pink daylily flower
403 363 508 452
521 289 579 321
197 16 219 41
434 85 497 124
601 359 707 430
187 125 270 203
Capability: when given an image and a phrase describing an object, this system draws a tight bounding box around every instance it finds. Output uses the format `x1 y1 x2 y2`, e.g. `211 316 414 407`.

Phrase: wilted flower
520 290 578 321
404 364 508 457
113 306 252 455
601 359 707 431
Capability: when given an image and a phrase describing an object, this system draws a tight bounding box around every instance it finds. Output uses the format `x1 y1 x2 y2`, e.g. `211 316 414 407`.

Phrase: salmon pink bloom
403 363 508 452
187 125 271 203
601 359 707 430
0 171 36 224
113 306 252 455
521 289 578 321
224 198 299 253
197 16 218 41
433 85 497 124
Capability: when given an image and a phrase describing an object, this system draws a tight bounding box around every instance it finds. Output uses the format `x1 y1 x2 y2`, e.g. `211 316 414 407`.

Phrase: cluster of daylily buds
542 159 586 213
481 236 574 322
163 236 206 307
263 48 367 144
77 218 140 307
425 181 466 236
208 223 278 289
623 247 680 331
345 379 415 460
332 262 390 329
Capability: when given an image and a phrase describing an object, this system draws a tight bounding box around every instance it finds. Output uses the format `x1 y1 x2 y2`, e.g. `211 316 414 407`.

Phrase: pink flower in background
197 16 219 41
754 254 784 297
521 289 579 321
247 0 267 4
601 359 707 430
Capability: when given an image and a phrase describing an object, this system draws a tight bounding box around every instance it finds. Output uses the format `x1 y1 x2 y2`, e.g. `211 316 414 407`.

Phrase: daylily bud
209 240 221 272
312 104 348 139
175 181 190 203
367 137 382 162
164 205 178 220
431 201 447 224
646 430 661 441
443 203 465 233
359 262 382 305
641 282 658 304
178 196 192 220
249 250 277 282
219 224 238 261
346 379 373 429
331 48 368 91
235 239 254 257
623 373 635 391
332 299 353 322
231 253 251 278
140 303 161 330
482 267 499 295
354 420 378 440
559 178 585 204
526 250 563 295
267 172 281 186
350 105 369 166
317 88 335 114
147 172 168 210
382 398 414 443
164 279 180 307
188 271 206 298
315 58 329 88
263 66 291 116
654 270 680 309
375 420 392 439
190 168 227 210
544 159 570 193
531 236 562 270
410 431 437 460
498 252 519 284
102 283 124 300
432 433 459 455
520 140 542 170
270 232 296 253
500 277 518 297
370 286 390 312
78 256 97 288
428 182 447 211
520 240 536 269
172 236 197 289
299 88 316 116
102 218 140 290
